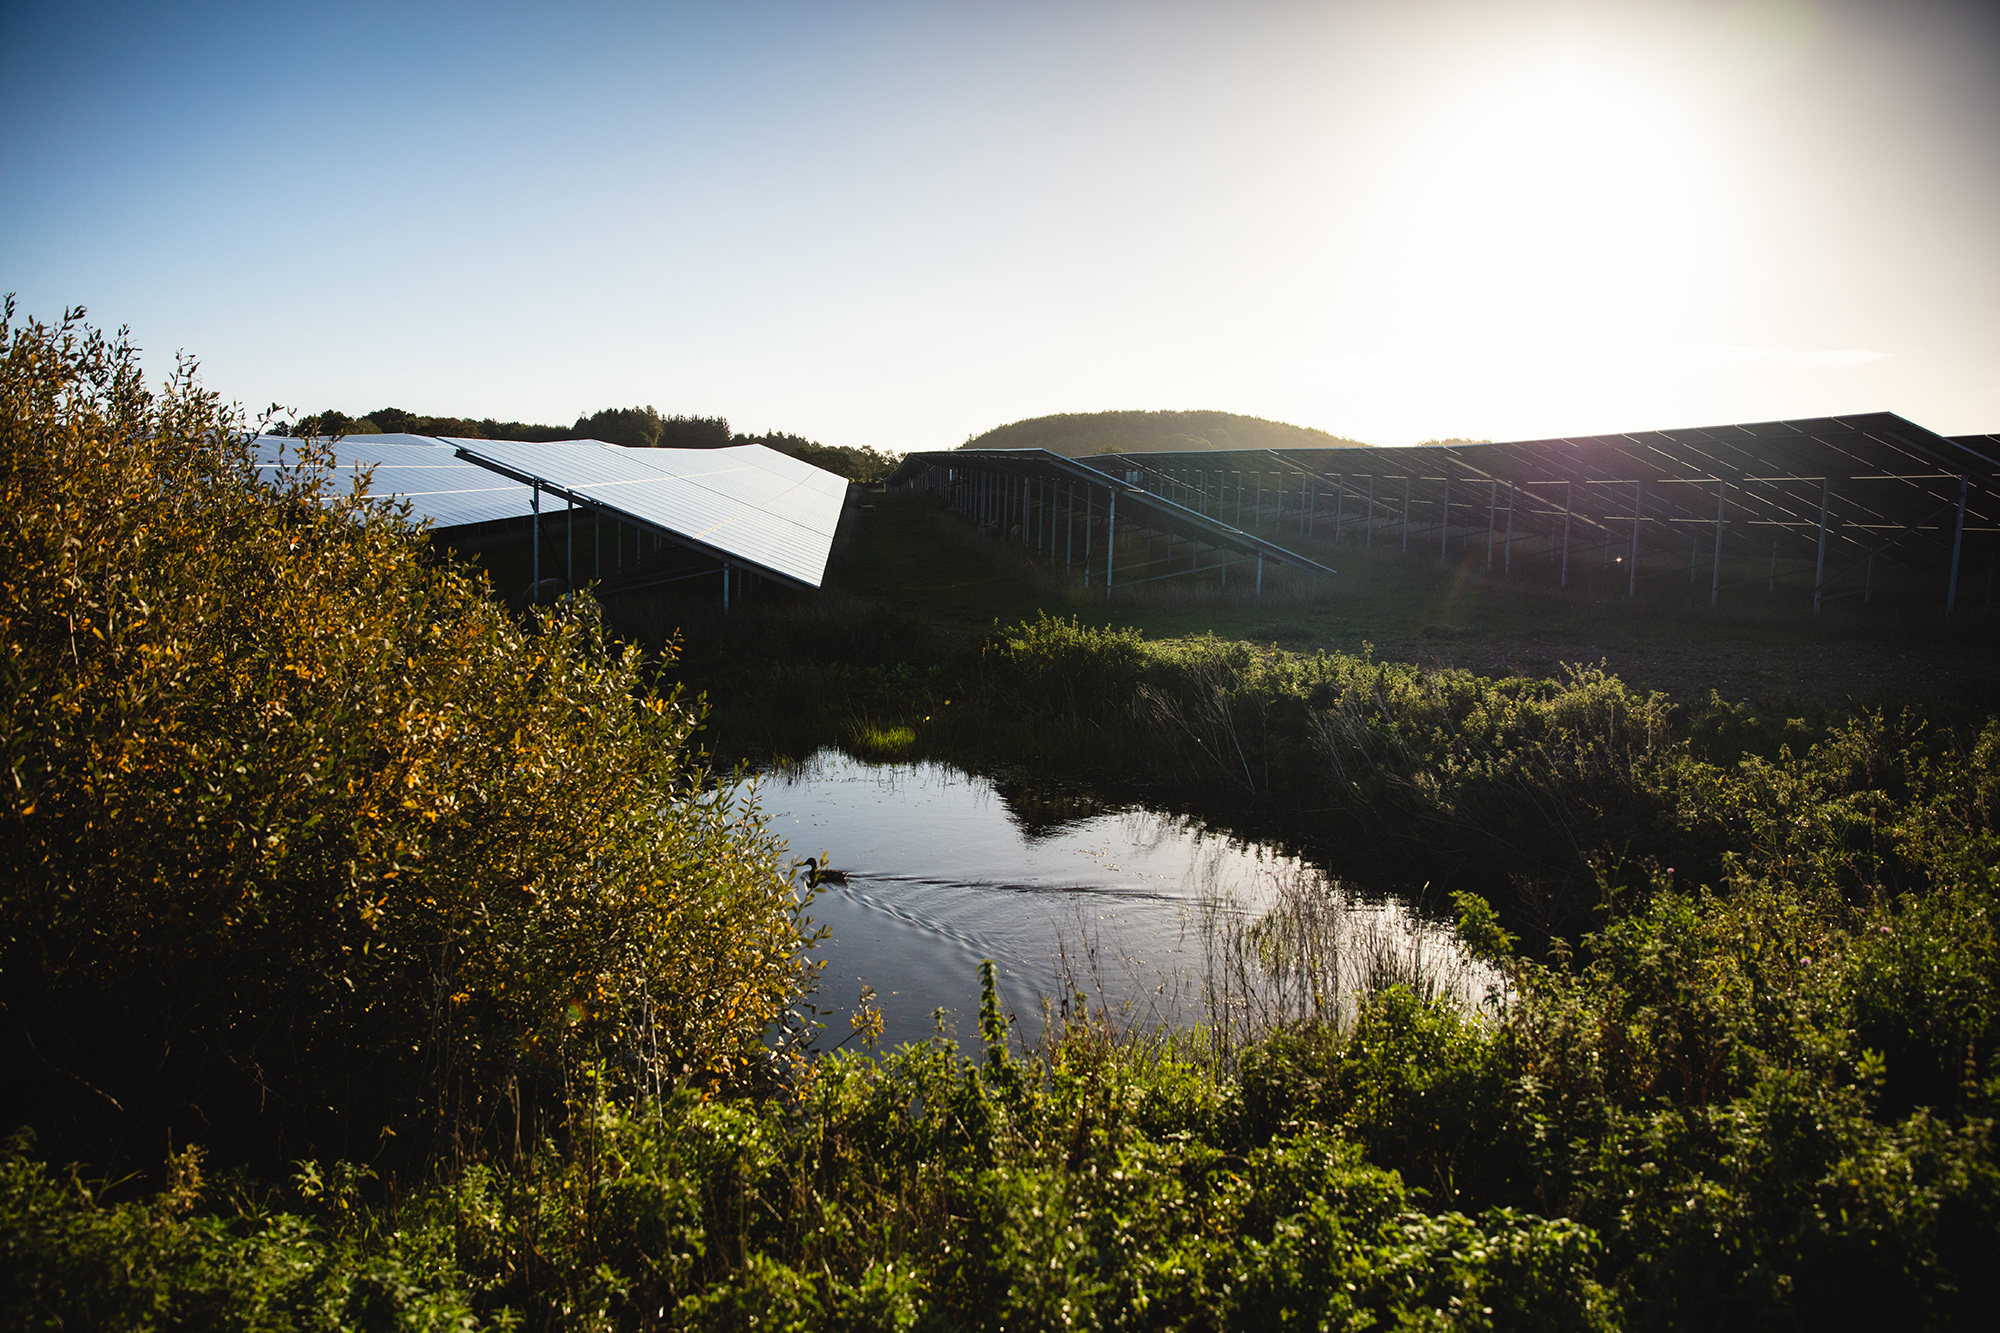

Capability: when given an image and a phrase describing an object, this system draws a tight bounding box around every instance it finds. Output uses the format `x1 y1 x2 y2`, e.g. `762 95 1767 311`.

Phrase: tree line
275 404 901 483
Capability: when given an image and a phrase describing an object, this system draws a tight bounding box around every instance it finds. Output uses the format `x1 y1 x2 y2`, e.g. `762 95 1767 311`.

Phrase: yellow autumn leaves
1 303 810 1161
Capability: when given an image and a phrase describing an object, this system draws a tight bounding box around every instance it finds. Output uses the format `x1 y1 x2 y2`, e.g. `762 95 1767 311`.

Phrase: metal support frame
1486 479 1499 570
1813 477 1831 615
1440 469 1451 562
531 481 541 601
1948 473 1968 613
1710 483 1726 608
1066 481 1074 572
1083 484 1095 586
1105 487 1118 598
898 422 1994 625
1561 481 1572 587
1627 480 1643 596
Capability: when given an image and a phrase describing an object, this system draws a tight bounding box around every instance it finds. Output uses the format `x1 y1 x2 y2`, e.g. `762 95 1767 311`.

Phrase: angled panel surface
254 434 539 529
451 440 847 587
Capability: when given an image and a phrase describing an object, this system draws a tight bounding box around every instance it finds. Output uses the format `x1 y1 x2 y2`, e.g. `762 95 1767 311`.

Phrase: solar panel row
450 439 847 588
254 434 540 529
252 433 849 589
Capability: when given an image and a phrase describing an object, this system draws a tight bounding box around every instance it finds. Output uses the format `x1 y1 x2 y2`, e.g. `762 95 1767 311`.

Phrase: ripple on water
749 749 1498 1050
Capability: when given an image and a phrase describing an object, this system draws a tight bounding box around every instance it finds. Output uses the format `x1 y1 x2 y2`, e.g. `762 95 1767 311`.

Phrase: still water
752 750 1494 1050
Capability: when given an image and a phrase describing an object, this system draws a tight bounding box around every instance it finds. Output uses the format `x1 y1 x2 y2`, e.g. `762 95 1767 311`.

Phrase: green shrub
0 304 809 1169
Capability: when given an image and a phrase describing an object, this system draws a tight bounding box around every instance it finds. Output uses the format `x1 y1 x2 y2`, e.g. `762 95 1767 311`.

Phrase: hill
961 409 1371 456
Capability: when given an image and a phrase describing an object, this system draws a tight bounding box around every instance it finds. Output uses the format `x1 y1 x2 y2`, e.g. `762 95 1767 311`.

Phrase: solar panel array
1074 412 1995 577
450 440 849 588
255 433 850 590
897 447 1336 578
253 434 540 528
889 411 1998 609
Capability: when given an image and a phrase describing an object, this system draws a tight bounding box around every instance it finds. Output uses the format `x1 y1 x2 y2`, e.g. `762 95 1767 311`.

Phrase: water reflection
751 750 1495 1051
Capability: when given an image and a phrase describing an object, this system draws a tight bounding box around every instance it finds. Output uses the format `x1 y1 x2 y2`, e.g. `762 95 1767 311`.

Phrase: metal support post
1066 482 1073 572
722 562 730 613
1813 477 1830 615
1083 486 1094 586
1105 487 1117 598
1947 473 1968 613
1332 477 1342 544
1505 482 1515 573
594 508 600 581
1486 480 1498 570
566 493 574 590
531 482 541 601
1561 481 1572 587
1440 470 1451 562
1710 483 1725 607
1628 480 1643 597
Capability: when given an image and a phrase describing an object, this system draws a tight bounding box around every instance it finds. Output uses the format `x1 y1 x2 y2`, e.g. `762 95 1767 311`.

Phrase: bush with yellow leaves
0 302 809 1172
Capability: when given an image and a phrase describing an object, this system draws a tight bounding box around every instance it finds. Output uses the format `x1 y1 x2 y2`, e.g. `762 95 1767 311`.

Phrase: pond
752 750 1498 1052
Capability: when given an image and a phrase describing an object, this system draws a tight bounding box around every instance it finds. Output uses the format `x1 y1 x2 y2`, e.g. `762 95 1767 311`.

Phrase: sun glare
1401 56 1717 342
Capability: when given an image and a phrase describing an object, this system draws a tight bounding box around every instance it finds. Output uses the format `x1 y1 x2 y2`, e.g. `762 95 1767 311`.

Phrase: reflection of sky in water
748 750 1492 1051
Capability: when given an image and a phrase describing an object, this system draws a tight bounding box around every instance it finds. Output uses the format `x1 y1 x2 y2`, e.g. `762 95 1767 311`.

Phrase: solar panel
253 434 539 529
891 410 1997 611
450 439 848 588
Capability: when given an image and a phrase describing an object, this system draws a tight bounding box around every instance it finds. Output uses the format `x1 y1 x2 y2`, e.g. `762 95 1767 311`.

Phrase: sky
3 0 1997 451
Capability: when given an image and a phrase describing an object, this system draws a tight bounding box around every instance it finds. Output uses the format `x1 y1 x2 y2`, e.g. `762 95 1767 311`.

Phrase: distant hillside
961 410 1371 457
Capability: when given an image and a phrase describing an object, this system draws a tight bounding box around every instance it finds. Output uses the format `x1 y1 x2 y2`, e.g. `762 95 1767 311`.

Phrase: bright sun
1401 56 1717 343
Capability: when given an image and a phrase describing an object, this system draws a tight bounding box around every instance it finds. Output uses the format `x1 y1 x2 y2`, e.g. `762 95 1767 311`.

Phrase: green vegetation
963 409 1371 456
277 405 577 442
5 313 1997 1327
734 431 902 484
0 304 808 1176
576 408 734 450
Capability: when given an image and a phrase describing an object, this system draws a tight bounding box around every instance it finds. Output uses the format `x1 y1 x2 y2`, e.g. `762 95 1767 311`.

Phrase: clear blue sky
5 0 1996 450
